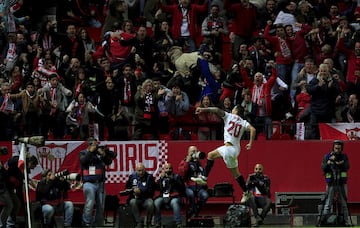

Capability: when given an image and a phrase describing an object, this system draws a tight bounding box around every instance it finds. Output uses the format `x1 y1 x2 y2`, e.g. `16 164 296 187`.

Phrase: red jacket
159 1 208 40
264 24 293 65
242 68 277 116
335 37 360 84
224 0 257 37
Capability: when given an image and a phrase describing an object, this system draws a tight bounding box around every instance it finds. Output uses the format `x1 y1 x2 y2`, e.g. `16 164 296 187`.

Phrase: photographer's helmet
333 140 344 152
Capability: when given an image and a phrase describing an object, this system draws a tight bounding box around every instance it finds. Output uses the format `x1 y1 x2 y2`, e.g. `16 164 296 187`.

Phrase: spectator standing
153 77 171 135
154 163 185 228
248 37 267 74
9 81 41 136
124 163 155 228
335 28 360 98
256 0 278 29
201 4 229 57
95 77 120 140
293 57 317 96
60 24 83 60
246 163 271 227
133 79 159 140
295 81 311 123
0 82 16 140
38 74 72 139
224 0 257 62
295 0 317 26
220 63 243 104
120 25 155 74
117 64 137 136
101 0 127 37
153 20 174 53
341 93 360 123
264 21 292 86
241 61 277 139
238 88 258 137
178 146 209 219
306 63 340 139
165 79 191 140
159 0 208 52
65 92 95 140
79 137 114 227
77 27 97 65
197 45 221 105
285 22 312 107
35 169 74 227
36 20 58 52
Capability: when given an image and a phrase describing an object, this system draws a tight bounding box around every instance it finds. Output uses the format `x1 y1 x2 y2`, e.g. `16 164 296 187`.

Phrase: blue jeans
129 198 154 224
42 201 74 226
154 197 182 225
322 184 349 223
185 186 209 215
82 182 105 226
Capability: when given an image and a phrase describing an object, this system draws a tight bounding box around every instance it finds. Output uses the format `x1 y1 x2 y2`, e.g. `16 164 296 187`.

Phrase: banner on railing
11 140 169 184
319 123 360 140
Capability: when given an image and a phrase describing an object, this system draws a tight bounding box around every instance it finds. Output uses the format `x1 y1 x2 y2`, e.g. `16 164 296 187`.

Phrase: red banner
1 140 359 203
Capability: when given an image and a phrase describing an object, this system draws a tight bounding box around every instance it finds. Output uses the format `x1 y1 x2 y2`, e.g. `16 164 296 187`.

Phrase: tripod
317 167 352 227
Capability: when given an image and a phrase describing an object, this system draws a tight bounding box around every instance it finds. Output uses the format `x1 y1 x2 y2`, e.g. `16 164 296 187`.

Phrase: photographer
154 163 185 228
35 169 74 227
178 146 209 219
320 140 351 226
246 164 271 226
0 153 38 228
124 163 155 228
79 137 115 227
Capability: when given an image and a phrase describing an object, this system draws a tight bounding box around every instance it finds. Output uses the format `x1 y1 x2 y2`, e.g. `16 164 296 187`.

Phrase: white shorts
217 145 240 169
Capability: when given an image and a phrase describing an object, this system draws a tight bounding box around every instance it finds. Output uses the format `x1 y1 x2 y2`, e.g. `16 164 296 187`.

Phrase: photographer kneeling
79 137 115 227
36 169 74 227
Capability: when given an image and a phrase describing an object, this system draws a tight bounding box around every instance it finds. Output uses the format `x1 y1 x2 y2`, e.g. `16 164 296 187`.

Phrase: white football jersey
222 112 250 149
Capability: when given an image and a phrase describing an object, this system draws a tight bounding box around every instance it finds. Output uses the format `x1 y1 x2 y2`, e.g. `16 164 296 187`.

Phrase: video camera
55 169 81 181
192 151 206 160
97 145 116 159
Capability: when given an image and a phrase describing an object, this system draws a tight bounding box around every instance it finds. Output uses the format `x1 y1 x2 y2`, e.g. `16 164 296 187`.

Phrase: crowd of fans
0 0 360 141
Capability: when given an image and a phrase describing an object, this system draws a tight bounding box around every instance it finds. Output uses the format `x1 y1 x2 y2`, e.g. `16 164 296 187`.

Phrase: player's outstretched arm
245 125 256 150
195 107 225 117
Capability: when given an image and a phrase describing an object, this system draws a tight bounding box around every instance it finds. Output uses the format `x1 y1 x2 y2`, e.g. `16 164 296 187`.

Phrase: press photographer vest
324 153 348 184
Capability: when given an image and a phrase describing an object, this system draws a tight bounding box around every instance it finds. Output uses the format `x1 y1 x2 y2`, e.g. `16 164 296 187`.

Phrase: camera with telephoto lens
97 145 116 166
331 152 343 162
191 151 206 160
55 169 81 181
97 145 116 159
120 188 134 196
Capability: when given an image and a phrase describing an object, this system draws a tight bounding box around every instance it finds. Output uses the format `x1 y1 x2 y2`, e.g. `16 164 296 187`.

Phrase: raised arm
195 106 225 118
